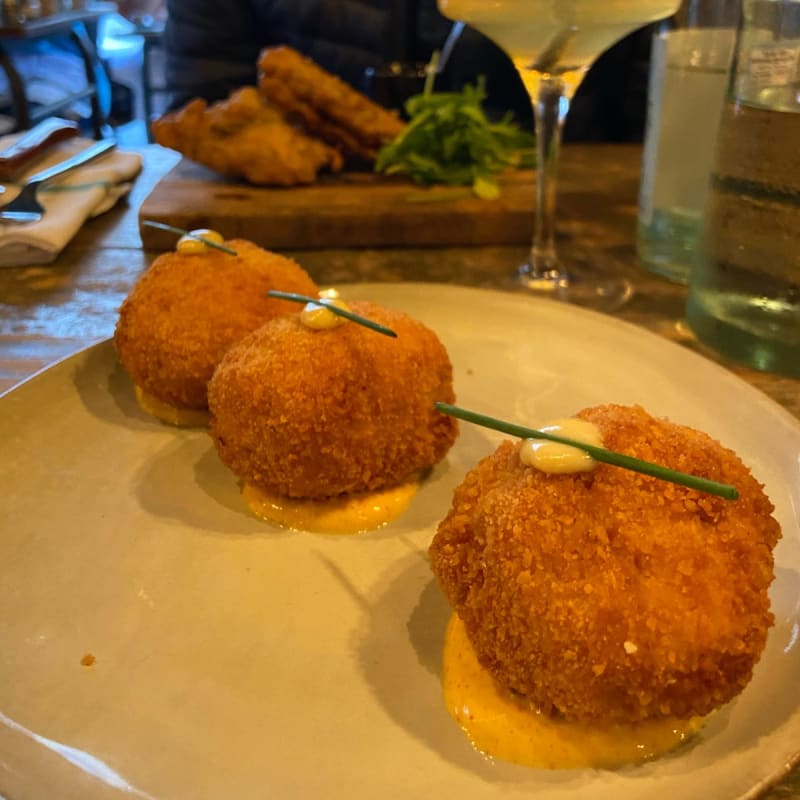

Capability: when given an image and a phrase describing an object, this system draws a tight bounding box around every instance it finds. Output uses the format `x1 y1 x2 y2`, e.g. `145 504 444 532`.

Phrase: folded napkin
0 136 142 268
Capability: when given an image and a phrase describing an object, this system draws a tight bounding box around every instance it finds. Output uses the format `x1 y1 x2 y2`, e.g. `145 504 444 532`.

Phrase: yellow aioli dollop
519 417 603 474
242 478 419 534
134 384 210 427
300 293 350 331
442 614 704 769
176 228 225 254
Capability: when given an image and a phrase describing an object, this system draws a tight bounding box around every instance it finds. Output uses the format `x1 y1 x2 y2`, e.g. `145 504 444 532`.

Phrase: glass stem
528 75 570 280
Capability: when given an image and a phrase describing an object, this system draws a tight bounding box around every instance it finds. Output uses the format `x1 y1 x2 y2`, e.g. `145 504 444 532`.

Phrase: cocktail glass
437 0 681 309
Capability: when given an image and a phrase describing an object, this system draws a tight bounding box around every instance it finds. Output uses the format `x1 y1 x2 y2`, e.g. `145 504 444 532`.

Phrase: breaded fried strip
259 75 374 160
152 87 342 185
257 46 405 159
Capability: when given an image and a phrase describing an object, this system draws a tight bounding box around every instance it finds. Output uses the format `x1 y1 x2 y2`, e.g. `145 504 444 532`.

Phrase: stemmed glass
436 0 681 309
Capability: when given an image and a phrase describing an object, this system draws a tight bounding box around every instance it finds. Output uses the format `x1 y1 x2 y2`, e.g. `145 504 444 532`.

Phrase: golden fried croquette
207 301 458 499
429 404 781 724
114 240 318 411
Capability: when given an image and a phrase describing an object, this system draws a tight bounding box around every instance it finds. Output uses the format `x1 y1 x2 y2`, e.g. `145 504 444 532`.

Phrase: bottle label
747 45 800 88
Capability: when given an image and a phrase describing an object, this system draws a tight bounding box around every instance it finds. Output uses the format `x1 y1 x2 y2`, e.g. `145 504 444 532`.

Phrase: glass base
686 291 800 378
506 264 633 313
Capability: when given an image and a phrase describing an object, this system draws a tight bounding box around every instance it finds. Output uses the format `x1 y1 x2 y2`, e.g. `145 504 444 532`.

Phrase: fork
0 139 117 224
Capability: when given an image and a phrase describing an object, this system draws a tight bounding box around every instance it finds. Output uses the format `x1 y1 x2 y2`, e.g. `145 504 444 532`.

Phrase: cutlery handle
26 139 117 185
0 118 80 181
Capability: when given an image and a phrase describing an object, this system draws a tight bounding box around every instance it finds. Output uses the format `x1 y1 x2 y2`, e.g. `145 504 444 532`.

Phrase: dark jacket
163 0 654 142
164 0 419 107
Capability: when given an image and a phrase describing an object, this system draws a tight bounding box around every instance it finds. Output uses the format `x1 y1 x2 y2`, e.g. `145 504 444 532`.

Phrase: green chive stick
267 290 397 338
435 402 739 500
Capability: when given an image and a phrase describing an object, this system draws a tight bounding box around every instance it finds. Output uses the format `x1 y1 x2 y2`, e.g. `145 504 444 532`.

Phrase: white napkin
0 136 142 268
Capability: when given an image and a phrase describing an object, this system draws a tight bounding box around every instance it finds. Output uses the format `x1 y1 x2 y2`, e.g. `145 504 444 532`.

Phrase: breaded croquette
114 240 318 412
429 404 781 724
207 301 458 499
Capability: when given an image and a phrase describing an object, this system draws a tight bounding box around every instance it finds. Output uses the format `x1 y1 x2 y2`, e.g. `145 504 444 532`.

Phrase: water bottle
637 0 739 283
685 0 800 377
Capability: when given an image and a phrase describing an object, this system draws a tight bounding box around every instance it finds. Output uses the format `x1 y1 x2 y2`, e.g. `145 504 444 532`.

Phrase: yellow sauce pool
442 614 703 769
242 478 419 534
134 385 210 428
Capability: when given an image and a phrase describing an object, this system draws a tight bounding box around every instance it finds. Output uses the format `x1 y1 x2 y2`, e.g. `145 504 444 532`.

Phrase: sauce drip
242 478 419 534
134 385 210 428
442 614 703 769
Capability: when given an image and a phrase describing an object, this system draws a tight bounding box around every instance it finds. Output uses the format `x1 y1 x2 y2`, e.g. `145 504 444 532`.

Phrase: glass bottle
685 0 800 377
637 0 739 283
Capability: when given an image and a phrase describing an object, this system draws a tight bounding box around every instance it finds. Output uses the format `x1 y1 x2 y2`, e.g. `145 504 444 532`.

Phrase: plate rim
1 281 799 800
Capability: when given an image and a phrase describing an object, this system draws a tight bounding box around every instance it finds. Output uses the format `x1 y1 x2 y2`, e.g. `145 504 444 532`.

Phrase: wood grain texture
138 161 536 249
137 144 640 252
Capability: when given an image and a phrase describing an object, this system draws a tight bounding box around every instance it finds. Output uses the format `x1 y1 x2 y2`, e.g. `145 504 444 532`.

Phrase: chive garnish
267 290 398 338
141 220 238 255
435 402 739 500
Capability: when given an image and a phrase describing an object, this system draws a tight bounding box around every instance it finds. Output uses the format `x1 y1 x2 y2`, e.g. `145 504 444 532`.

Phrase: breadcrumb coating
257 46 405 161
429 404 781 723
151 87 343 185
207 301 458 499
114 240 318 410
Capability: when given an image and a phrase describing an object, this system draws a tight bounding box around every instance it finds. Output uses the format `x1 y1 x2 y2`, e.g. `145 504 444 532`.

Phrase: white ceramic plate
1 284 799 800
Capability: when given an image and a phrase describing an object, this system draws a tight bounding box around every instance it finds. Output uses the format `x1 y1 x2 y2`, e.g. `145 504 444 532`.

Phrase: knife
0 118 80 182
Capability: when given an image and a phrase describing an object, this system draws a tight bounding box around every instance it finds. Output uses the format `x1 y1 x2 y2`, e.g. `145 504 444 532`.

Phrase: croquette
429 404 781 724
207 300 458 499
114 239 318 411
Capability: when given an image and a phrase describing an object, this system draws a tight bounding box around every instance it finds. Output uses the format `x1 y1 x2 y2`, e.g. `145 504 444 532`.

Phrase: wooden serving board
138 157 535 251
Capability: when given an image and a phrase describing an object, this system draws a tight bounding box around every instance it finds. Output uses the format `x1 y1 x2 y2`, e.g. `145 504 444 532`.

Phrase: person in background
116 0 167 21
163 0 655 142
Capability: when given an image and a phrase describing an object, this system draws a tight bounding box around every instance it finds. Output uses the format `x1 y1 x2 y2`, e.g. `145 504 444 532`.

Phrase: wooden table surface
0 143 798 797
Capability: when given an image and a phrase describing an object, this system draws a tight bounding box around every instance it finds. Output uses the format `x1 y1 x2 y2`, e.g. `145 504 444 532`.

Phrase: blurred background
0 0 167 143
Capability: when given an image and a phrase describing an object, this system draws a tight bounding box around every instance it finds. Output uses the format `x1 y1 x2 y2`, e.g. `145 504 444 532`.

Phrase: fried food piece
151 87 343 185
114 240 318 411
208 301 458 499
258 46 405 162
429 404 781 724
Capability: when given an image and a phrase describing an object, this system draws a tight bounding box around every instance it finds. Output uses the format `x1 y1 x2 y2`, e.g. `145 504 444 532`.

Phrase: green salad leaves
375 77 535 199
